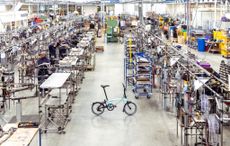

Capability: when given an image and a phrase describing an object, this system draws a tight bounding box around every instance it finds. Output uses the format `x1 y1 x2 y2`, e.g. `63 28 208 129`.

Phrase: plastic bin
197 38 206 52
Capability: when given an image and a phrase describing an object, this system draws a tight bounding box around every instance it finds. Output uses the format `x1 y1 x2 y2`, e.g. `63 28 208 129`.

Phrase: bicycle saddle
101 85 110 88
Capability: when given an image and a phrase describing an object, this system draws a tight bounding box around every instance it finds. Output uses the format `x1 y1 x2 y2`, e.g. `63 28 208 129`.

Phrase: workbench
59 47 86 87
40 73 72 134
40 73 71 89
78 40 90 48
59 57 79 66
192 116 207 145
0 123 40 146
69 48 85 56
206 41 220 53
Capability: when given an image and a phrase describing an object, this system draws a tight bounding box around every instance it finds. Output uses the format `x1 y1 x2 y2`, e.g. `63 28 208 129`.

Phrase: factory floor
41 37 230 146
1 36 230 146
41 37 180 146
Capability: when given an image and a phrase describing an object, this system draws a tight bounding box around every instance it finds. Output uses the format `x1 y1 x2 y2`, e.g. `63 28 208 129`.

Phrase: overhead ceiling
0 0 170 4
25 0 100 3
23 0 123 4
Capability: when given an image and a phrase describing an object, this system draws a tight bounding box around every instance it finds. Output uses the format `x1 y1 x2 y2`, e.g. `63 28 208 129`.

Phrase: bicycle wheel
123 101 137 116
91 102 105 116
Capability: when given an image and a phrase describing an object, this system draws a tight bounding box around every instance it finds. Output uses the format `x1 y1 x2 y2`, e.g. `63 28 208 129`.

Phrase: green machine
106 17 119 43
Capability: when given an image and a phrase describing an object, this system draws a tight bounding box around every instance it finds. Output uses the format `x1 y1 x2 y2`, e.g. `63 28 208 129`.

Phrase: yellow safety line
128 38 132 63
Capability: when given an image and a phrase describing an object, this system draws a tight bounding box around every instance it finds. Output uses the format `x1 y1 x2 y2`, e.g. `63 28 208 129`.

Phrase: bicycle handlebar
122 83 127 98
122 83 126 90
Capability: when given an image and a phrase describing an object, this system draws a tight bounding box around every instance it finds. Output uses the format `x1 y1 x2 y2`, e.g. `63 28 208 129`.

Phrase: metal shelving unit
133 53 152 99
124 35 137 87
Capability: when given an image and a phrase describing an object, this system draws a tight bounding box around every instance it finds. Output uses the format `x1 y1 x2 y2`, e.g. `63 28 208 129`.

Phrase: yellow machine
177 29 187 44
159 16 164 29
213 30 230 57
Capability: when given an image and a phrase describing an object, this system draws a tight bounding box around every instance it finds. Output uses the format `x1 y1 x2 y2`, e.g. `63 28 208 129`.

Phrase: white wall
193 9 228 29
114 4 123 16
153 4 227 29
124 4 137 16
115 3 167 16
82 5 97 16
152 4 167 15
115 4 142 16
0 11 28 23
152 4 186 17
192 10 214 29
115 4 162 16
106 5 115 16
166 4 185 17
143 4 152 17
0 11 29 32
115 3 229 29
0 5 6 12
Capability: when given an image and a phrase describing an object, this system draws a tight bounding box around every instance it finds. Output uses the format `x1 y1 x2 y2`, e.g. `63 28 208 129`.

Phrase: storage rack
124 34 137 87
133 53 152 99
123 28 153 99
219 60 230 83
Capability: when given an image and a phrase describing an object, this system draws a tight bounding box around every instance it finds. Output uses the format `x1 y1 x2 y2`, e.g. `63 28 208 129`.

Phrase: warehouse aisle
42 39 179 146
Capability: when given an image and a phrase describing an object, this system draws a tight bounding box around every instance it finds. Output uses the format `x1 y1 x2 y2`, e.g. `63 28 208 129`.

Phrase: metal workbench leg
181 126 183 145
39 128 42 146
195 126 197 144
16 100 22 122
45 105 47 130
177 119 178 138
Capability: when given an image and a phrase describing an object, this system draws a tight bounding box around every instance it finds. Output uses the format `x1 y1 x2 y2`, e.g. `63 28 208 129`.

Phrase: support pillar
138 1 143 24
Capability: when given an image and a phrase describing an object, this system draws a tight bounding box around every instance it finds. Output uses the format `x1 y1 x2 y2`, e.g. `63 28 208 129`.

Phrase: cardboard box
96 46 104 52
178 36 185 44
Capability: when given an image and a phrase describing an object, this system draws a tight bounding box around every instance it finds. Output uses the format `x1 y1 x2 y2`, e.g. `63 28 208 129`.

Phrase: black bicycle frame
102 84 127 100
103 88 108 100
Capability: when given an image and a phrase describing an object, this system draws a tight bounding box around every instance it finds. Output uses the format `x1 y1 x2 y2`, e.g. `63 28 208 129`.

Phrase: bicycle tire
123 101 137 116
91 102 104 116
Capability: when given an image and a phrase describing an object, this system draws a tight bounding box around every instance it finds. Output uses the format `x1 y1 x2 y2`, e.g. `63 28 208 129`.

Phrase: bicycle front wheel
91 102 104 116
123 101 137 116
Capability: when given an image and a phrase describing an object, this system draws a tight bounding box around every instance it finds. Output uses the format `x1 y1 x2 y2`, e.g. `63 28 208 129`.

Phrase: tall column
101 2 105 25
138 1 143 24
214 0 217 28
67 1 69 16
186 0 191 44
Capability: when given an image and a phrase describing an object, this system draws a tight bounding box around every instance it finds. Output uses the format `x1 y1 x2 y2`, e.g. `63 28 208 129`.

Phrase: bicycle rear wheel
123 101 137 116
91 102 104 116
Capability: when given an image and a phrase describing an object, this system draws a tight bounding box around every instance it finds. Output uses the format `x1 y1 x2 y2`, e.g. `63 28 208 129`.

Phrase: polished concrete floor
41 39 180 146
